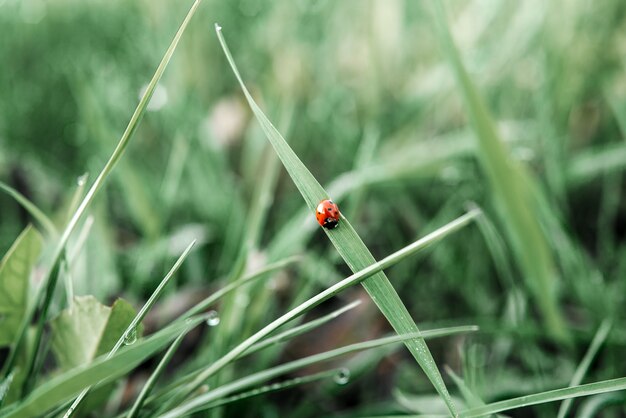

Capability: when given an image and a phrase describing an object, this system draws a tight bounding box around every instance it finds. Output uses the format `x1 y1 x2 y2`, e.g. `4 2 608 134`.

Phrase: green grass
1 0 626 417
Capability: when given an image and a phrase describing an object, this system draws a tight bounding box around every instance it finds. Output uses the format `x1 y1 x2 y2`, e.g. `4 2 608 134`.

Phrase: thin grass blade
556 320 612 418
426 1 568 342
159 326 478 418
216 24 461 416
460 377 626 417
127 331 187 418
0 182 57 237
166 209 478 409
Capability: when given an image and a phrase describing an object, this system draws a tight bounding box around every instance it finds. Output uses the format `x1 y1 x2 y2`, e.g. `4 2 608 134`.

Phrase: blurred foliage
2 0 626 416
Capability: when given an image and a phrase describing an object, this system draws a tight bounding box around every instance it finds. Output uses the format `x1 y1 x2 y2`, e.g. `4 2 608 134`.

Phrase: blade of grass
0 181 57 237
459 377 626 417
149 300 363 397
216 24 461 416
426 1 568 342
198 369 340 412
2 0 203 385
62 240 196 417
159 327 478 418
243 300 362 357
556 319 612 418
159 210 478 410
126 331 187 418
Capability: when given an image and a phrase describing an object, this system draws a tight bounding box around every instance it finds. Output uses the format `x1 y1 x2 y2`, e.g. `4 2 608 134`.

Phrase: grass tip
215 23 222 32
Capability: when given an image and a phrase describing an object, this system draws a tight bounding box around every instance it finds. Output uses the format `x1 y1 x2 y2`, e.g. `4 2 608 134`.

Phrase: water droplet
206 310 220 327
123 328 137 345
334 368 350 385
77 173 88 186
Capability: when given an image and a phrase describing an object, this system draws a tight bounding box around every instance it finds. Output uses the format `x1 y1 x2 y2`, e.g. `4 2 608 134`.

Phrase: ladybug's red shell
316 200 340 229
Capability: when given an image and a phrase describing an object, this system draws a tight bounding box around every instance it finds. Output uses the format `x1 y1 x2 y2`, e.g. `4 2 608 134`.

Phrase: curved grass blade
459 377 626 417
159 327 478 418
157 210 478 411
243 300 362 357
556 320 612 418
426 1 568 342
147 300 363 400
0 317 205 418
2 0 203 384
62 240 196 417
0 182 57 237
216 24 460 417
197 369 339 412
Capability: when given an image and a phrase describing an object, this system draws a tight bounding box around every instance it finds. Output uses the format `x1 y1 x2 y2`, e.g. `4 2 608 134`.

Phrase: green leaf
426 1 568 342
0 226 42 347
1 317 203 418
215 25 459 416
50 296 138 371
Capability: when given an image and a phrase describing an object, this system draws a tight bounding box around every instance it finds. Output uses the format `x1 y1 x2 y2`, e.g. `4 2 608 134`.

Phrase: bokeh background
2 0 626 416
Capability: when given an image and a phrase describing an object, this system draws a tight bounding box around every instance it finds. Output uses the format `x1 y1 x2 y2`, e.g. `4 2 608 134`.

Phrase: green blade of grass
427 1 568 342
556 319 612 418
62 240 196 417
126 331 188 418
0 182 57 237
2 0 203 385
216 24 460 416
459 377 626 417
242 300 362 357
198 369 340 412
149 300 363 399
159 327 478 418
164 209 479 411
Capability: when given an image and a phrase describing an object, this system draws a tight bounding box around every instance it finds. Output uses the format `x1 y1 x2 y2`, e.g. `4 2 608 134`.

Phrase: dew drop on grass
334 368 350 385
123 328 137 345
77 173 88 186
206 310 220 327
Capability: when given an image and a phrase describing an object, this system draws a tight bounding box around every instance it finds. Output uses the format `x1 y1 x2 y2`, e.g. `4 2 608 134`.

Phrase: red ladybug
316 199 340 229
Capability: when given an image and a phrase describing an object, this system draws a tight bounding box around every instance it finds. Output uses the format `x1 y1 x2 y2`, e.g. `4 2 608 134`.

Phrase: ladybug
316 199 340 229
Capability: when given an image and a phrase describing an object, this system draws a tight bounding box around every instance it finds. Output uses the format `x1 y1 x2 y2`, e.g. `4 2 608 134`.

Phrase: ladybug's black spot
323 218 339 229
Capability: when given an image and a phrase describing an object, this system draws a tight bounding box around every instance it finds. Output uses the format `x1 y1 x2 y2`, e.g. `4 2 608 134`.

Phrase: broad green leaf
216 26 459 416
427 1 568 342
0 226 42 347
1 317 202 418
50 296 138 371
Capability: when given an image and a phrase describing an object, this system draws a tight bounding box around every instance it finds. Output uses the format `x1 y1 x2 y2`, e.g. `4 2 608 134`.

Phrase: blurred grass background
2 0 626 416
